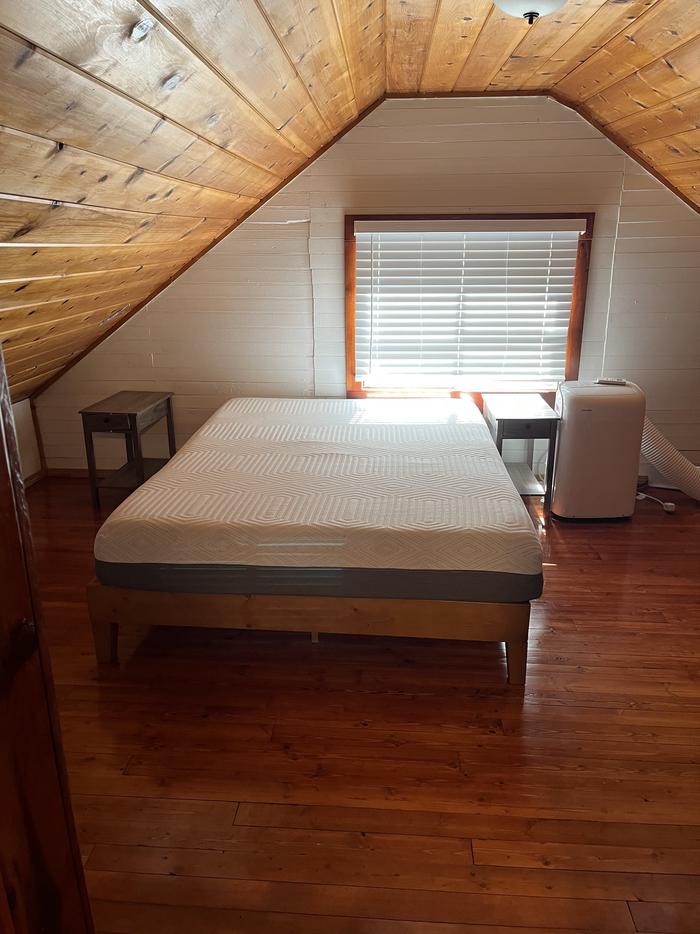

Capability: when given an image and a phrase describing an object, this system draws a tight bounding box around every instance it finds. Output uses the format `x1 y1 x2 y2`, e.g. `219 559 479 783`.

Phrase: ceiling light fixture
493 0 566 25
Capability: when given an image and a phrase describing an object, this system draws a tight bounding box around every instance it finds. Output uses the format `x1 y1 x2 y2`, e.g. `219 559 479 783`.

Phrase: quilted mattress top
94 396 543 576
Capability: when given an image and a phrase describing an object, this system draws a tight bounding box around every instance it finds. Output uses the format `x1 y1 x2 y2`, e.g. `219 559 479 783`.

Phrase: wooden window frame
344 212 595 399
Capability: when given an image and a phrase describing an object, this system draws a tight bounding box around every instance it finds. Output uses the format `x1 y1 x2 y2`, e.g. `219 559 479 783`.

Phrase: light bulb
493 0 566 25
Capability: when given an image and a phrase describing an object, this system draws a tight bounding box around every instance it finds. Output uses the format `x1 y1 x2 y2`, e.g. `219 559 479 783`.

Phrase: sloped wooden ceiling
1 0 699 401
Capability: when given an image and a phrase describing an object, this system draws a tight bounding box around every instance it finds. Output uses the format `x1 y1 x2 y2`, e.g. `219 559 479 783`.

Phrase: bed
88 397 543 683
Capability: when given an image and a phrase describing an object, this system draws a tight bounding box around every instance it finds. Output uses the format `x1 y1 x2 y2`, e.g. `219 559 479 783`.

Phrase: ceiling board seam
12 361 79 382
2 313 153 338
382 0 388 92
0 241 219 250
494 2 603 92
29 94 388 401
9 329 107 353
643 152 700 170
10 352 79 380
0 123 261 207
1 284 158 323
601 86 700 133
0 189 251 225
4 308 135 341
6 342 85 363
250 0 335 136
483 22 537 92
551 0 669 93
1 278 174 312
503 1 634 91
578 26 700 105
0 25 284 182
329 0 360 112
0 243 194 254
452 6 495 92
9 342 97 366
584 30 700 108
417 0 444 92
0 261 175 288
10 366 63 397
4 322 123 349
137 0 320 157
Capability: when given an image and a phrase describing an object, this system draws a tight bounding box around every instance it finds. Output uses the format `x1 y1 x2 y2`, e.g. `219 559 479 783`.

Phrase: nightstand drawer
84 412 130 432
500 418 554 439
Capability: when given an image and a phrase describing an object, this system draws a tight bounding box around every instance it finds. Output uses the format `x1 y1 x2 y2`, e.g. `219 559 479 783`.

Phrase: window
345 214 593 396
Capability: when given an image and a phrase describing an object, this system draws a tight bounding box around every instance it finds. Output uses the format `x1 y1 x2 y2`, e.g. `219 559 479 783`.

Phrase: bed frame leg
506 640 528 686
92 619 119 665
311 631 319 644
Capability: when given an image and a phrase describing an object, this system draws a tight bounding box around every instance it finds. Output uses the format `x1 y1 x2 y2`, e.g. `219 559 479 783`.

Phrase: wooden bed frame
87 581 531 684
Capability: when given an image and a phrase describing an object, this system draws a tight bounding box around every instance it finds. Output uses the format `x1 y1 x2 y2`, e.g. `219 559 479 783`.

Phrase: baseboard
23 468 47 489
47 467 110 479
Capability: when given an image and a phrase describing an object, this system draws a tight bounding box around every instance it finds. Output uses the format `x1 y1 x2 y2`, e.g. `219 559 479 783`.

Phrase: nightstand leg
83 425 99 509
166 397 176 457
125 432 135 464
131 423 145 484
544 426 557 510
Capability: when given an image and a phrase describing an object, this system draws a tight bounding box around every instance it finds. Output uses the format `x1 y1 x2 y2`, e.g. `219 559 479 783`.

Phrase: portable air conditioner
551 380 646 519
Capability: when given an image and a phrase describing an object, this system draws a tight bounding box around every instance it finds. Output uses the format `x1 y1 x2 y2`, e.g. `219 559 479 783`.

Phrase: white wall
11 399 42 480
36 96 700 469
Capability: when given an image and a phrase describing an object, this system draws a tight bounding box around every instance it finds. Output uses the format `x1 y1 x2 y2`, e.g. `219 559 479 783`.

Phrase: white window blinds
354 225 582 388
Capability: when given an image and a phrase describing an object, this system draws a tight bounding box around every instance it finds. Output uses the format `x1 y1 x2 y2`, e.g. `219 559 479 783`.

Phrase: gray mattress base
95 561 543 603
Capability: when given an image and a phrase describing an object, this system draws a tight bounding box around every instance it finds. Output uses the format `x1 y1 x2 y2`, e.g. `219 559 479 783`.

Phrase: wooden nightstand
80 390 175 509
482 393 559 509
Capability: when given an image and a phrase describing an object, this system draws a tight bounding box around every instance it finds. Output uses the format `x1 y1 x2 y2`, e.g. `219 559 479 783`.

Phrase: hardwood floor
27 477 700 934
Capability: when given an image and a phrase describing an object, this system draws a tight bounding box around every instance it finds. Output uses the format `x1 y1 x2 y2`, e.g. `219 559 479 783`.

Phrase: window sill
350 381 560 398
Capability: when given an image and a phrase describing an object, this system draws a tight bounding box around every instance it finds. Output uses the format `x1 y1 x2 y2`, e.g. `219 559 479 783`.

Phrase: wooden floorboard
27 477 700 933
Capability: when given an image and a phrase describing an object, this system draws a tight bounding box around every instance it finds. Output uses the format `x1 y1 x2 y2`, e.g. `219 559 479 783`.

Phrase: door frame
0 350 93 932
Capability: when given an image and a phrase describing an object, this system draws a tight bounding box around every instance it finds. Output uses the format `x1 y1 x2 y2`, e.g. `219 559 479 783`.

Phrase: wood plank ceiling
1 0 699 401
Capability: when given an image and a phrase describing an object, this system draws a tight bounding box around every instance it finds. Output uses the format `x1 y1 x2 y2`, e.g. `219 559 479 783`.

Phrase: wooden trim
385 91 549 99
566 214 595 380
344 211 594 397
31 95 388 402
344 214 360 395
87 581 531 684
346 213 596 223
29 397 47 475
0 349 93 931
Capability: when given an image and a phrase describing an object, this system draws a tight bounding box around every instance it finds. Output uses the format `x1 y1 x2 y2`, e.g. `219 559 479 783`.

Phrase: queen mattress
94 397 543 602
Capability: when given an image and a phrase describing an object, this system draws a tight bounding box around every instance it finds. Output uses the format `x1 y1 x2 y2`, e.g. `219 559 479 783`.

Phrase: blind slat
355 228 578 385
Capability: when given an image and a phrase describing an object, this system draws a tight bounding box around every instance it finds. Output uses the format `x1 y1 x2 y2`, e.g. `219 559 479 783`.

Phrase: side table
80 390 175 508
482 393 559 509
